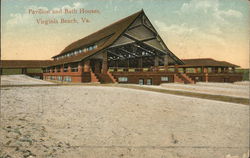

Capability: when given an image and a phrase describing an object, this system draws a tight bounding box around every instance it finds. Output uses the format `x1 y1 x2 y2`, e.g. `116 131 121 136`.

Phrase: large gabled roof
50 10 143 66
182 58 239 67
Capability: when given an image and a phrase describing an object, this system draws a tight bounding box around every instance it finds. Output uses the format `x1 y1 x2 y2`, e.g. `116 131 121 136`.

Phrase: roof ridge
54 10 143 58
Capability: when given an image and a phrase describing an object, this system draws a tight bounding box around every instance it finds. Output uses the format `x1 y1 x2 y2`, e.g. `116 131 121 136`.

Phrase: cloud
154 20 226 46
155 21 196 36
178 0 242 22
218 9 243 18
55 1 87 10
7 13 32 26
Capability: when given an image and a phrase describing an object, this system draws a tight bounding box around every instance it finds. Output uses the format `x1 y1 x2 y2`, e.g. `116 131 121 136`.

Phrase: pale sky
1 0 249 68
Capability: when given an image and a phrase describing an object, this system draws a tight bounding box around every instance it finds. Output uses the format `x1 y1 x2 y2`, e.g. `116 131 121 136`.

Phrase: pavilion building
40 10 242 84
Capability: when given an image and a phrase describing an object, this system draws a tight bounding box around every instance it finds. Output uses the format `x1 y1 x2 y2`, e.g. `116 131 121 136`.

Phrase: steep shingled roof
0 60 53 68
182 58 239 67
50 10 143 66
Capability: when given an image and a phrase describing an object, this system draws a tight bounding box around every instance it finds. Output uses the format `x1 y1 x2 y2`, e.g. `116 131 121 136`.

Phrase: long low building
1 10 243 84
0 60 53 79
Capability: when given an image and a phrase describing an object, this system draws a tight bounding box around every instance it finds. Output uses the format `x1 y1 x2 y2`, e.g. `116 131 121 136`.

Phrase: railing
43 66 241 74
108 66 175 73
71 67 78 72
108 66 240 74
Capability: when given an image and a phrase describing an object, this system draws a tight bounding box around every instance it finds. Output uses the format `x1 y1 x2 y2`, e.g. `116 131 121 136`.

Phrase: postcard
1 0 249 158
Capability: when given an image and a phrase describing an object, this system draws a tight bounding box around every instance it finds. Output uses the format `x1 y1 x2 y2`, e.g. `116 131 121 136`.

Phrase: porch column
203 67 208 73
102 51 108 73
138 58 143 68
205 73 208 82
194 67 199 73
164 55 168 66
78 62 83 73
94 61 101 73
183 67 186 73
154 56 159 66
174 65 178 73
60 66 63 73
84 60 90 72
68 65 71 72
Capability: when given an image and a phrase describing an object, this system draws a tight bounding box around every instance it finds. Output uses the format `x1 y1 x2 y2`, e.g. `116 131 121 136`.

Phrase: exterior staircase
175 73 195 84
95 72 117 84
90 70 99 82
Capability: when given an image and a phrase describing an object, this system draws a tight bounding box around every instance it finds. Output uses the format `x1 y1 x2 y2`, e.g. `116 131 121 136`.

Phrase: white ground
0 75 249 157
1 75 54 85
0 85 249 158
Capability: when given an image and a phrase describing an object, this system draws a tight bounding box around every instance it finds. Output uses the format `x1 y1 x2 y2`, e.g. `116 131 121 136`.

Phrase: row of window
43 67 78 73
117 76 169 83
118 77 128 82
55 44 98 60
46 76 72 82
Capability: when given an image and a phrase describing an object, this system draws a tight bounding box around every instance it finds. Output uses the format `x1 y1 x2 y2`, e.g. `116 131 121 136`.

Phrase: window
146 79 152 85
186 68 195 73
88 46 93 51
58 76 62 81
195 77 200 81
118 77 128 82
139 79 144 85
64 76 72 82
161 76 169 82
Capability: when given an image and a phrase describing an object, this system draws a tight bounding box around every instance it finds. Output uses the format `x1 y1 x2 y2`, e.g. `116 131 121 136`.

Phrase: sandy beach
0 75 249 158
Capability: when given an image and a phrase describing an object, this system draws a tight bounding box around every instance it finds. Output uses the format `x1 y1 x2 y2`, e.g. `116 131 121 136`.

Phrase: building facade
40 10 242 84
0 60 52 79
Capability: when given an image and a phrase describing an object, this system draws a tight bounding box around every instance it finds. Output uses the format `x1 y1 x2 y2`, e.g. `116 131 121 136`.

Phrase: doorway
90 59 102 73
